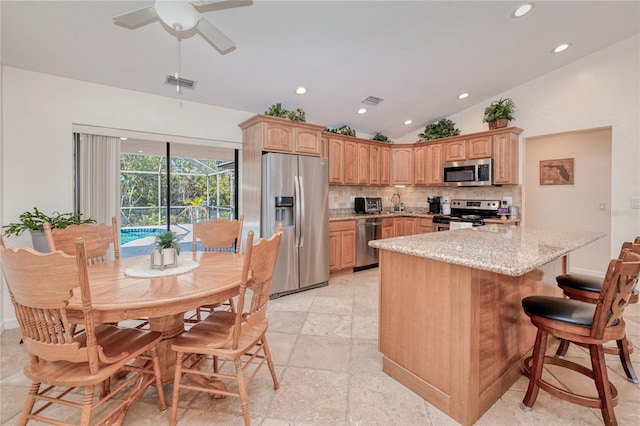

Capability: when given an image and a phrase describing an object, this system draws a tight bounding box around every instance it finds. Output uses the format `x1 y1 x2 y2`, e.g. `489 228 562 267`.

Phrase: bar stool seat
521 251 640 426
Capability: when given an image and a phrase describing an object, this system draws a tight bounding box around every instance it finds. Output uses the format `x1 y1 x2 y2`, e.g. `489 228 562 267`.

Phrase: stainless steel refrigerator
262 153 329 298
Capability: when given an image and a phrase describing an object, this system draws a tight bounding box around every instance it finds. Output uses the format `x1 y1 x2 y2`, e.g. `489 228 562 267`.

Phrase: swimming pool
120 228 165 245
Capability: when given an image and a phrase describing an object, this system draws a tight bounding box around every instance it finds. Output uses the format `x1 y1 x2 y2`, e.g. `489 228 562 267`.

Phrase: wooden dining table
66 251 244 383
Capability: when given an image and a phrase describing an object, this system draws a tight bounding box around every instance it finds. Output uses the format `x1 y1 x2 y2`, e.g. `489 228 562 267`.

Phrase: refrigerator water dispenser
274 196 294 226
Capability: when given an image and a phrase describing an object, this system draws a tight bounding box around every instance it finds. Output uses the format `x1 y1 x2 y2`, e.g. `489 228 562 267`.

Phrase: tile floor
1 267 639 425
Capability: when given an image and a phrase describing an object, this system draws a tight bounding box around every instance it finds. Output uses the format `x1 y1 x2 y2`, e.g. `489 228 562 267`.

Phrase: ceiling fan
113 0 241 52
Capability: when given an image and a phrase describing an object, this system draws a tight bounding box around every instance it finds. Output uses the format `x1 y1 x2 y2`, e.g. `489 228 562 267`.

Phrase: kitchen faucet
390 193 401 211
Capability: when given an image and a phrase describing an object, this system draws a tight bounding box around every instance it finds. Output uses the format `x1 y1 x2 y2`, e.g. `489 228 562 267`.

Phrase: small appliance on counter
354 197 382 214
427 196 441 214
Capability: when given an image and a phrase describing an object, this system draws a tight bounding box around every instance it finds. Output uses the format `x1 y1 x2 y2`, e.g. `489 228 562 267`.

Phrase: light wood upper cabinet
468 136 492 159
444 140 467 162
357 143 370 185
369 144 381 185
328 137 344 184
413 145 427 185
238 114 324 157
263 122 293 152
426 143 444 186
343 140 358 185
370 143 391 186
391 145 413 186
493 131 519 184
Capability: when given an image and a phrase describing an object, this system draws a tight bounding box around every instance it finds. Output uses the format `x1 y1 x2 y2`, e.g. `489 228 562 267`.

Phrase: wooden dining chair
170 228 283 426
0 238 167 425
520 250 640 425
555 238 640 383
44 215 150 330
187 215 245 322
44 215 120 263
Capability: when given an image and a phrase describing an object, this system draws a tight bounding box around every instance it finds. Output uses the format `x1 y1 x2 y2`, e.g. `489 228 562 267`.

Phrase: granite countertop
369 226 605 277
329 212 435 221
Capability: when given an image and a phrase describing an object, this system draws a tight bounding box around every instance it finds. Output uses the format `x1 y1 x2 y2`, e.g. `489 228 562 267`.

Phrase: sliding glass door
119 139 237 257
76 135 237 258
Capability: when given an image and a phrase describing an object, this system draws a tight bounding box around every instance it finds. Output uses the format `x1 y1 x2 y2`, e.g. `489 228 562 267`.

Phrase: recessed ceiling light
458 93 469 99
552 43 570 53
404 120 413 125
137 150 143 153
358 108 367 114
120 137 128 141
512 3 534 18
295 86 307 95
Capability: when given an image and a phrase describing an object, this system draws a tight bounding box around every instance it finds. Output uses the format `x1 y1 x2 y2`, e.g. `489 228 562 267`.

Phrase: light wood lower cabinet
329 220 356 272
393 217 416 237
417 217 433 233
382 218 394 239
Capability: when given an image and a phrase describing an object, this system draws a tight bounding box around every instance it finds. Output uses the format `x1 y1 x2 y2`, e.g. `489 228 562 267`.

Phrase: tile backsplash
329 185 522 214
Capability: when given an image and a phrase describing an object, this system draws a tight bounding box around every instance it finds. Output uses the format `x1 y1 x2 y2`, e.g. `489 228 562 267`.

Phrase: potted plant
483 98 516 129
324 125 356 137
2 207 96 252
151 231 180 270
371 132 391 142
264 103 306 122
418 118 460 141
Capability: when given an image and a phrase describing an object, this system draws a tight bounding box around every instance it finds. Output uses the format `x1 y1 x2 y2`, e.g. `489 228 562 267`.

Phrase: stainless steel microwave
443 158 492 186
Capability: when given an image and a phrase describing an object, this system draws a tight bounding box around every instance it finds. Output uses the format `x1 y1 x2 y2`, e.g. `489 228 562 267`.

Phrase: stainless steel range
432 199 501 231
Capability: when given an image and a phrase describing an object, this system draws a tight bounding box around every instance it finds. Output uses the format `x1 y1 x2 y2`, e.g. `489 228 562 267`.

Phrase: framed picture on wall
540 158 574 185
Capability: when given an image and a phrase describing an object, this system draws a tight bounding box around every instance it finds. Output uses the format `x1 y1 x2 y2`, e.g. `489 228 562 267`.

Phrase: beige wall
525 128 611 276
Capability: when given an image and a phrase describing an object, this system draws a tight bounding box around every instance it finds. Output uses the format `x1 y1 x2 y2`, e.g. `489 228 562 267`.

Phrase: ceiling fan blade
113 5 158 28
197 18 236 52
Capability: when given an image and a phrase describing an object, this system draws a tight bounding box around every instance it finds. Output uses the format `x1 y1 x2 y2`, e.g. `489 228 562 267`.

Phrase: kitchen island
369 226 603 426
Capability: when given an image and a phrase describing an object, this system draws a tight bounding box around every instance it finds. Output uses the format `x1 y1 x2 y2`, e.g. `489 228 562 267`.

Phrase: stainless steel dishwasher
355 217 382 271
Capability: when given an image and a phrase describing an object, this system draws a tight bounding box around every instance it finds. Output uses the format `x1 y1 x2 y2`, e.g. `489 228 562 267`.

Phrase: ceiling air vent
361 95 384 106
166 75 197 89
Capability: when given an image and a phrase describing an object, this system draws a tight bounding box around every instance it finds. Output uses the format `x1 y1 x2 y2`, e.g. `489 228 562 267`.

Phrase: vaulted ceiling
2 1 639 139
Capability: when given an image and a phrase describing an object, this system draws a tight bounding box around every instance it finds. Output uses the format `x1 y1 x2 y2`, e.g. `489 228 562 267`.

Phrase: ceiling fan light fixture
155 1 201 31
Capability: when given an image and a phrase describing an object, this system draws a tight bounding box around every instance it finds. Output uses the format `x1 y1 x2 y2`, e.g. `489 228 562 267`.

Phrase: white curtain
78 134 120 225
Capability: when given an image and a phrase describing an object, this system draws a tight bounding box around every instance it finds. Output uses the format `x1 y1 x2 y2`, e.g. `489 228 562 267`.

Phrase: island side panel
378 248 564 426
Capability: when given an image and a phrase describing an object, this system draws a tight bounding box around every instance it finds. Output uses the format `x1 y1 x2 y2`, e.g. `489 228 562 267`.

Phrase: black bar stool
520 250 640 425
556 238 640 383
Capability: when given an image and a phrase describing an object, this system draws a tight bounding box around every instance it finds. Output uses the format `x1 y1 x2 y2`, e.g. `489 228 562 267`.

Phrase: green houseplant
264 103 306 122
2 207 96 252
371 132 391 142
324 125 356 137
152 231 180 269
418 118 460 141
483 98 516 129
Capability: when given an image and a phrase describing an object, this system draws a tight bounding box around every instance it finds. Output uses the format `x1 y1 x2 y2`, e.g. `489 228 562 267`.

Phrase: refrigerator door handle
298 175 305 248
294 175 301 247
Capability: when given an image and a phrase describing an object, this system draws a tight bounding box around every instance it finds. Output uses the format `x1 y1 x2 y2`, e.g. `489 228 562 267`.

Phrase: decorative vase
151 248 178 270
488 118 509 130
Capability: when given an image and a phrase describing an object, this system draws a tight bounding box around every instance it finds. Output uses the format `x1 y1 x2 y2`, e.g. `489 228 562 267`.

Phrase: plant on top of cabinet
483 98 516 129
418 118 460 141
371 132 391 142
324 125 356 137
264 103 306 122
